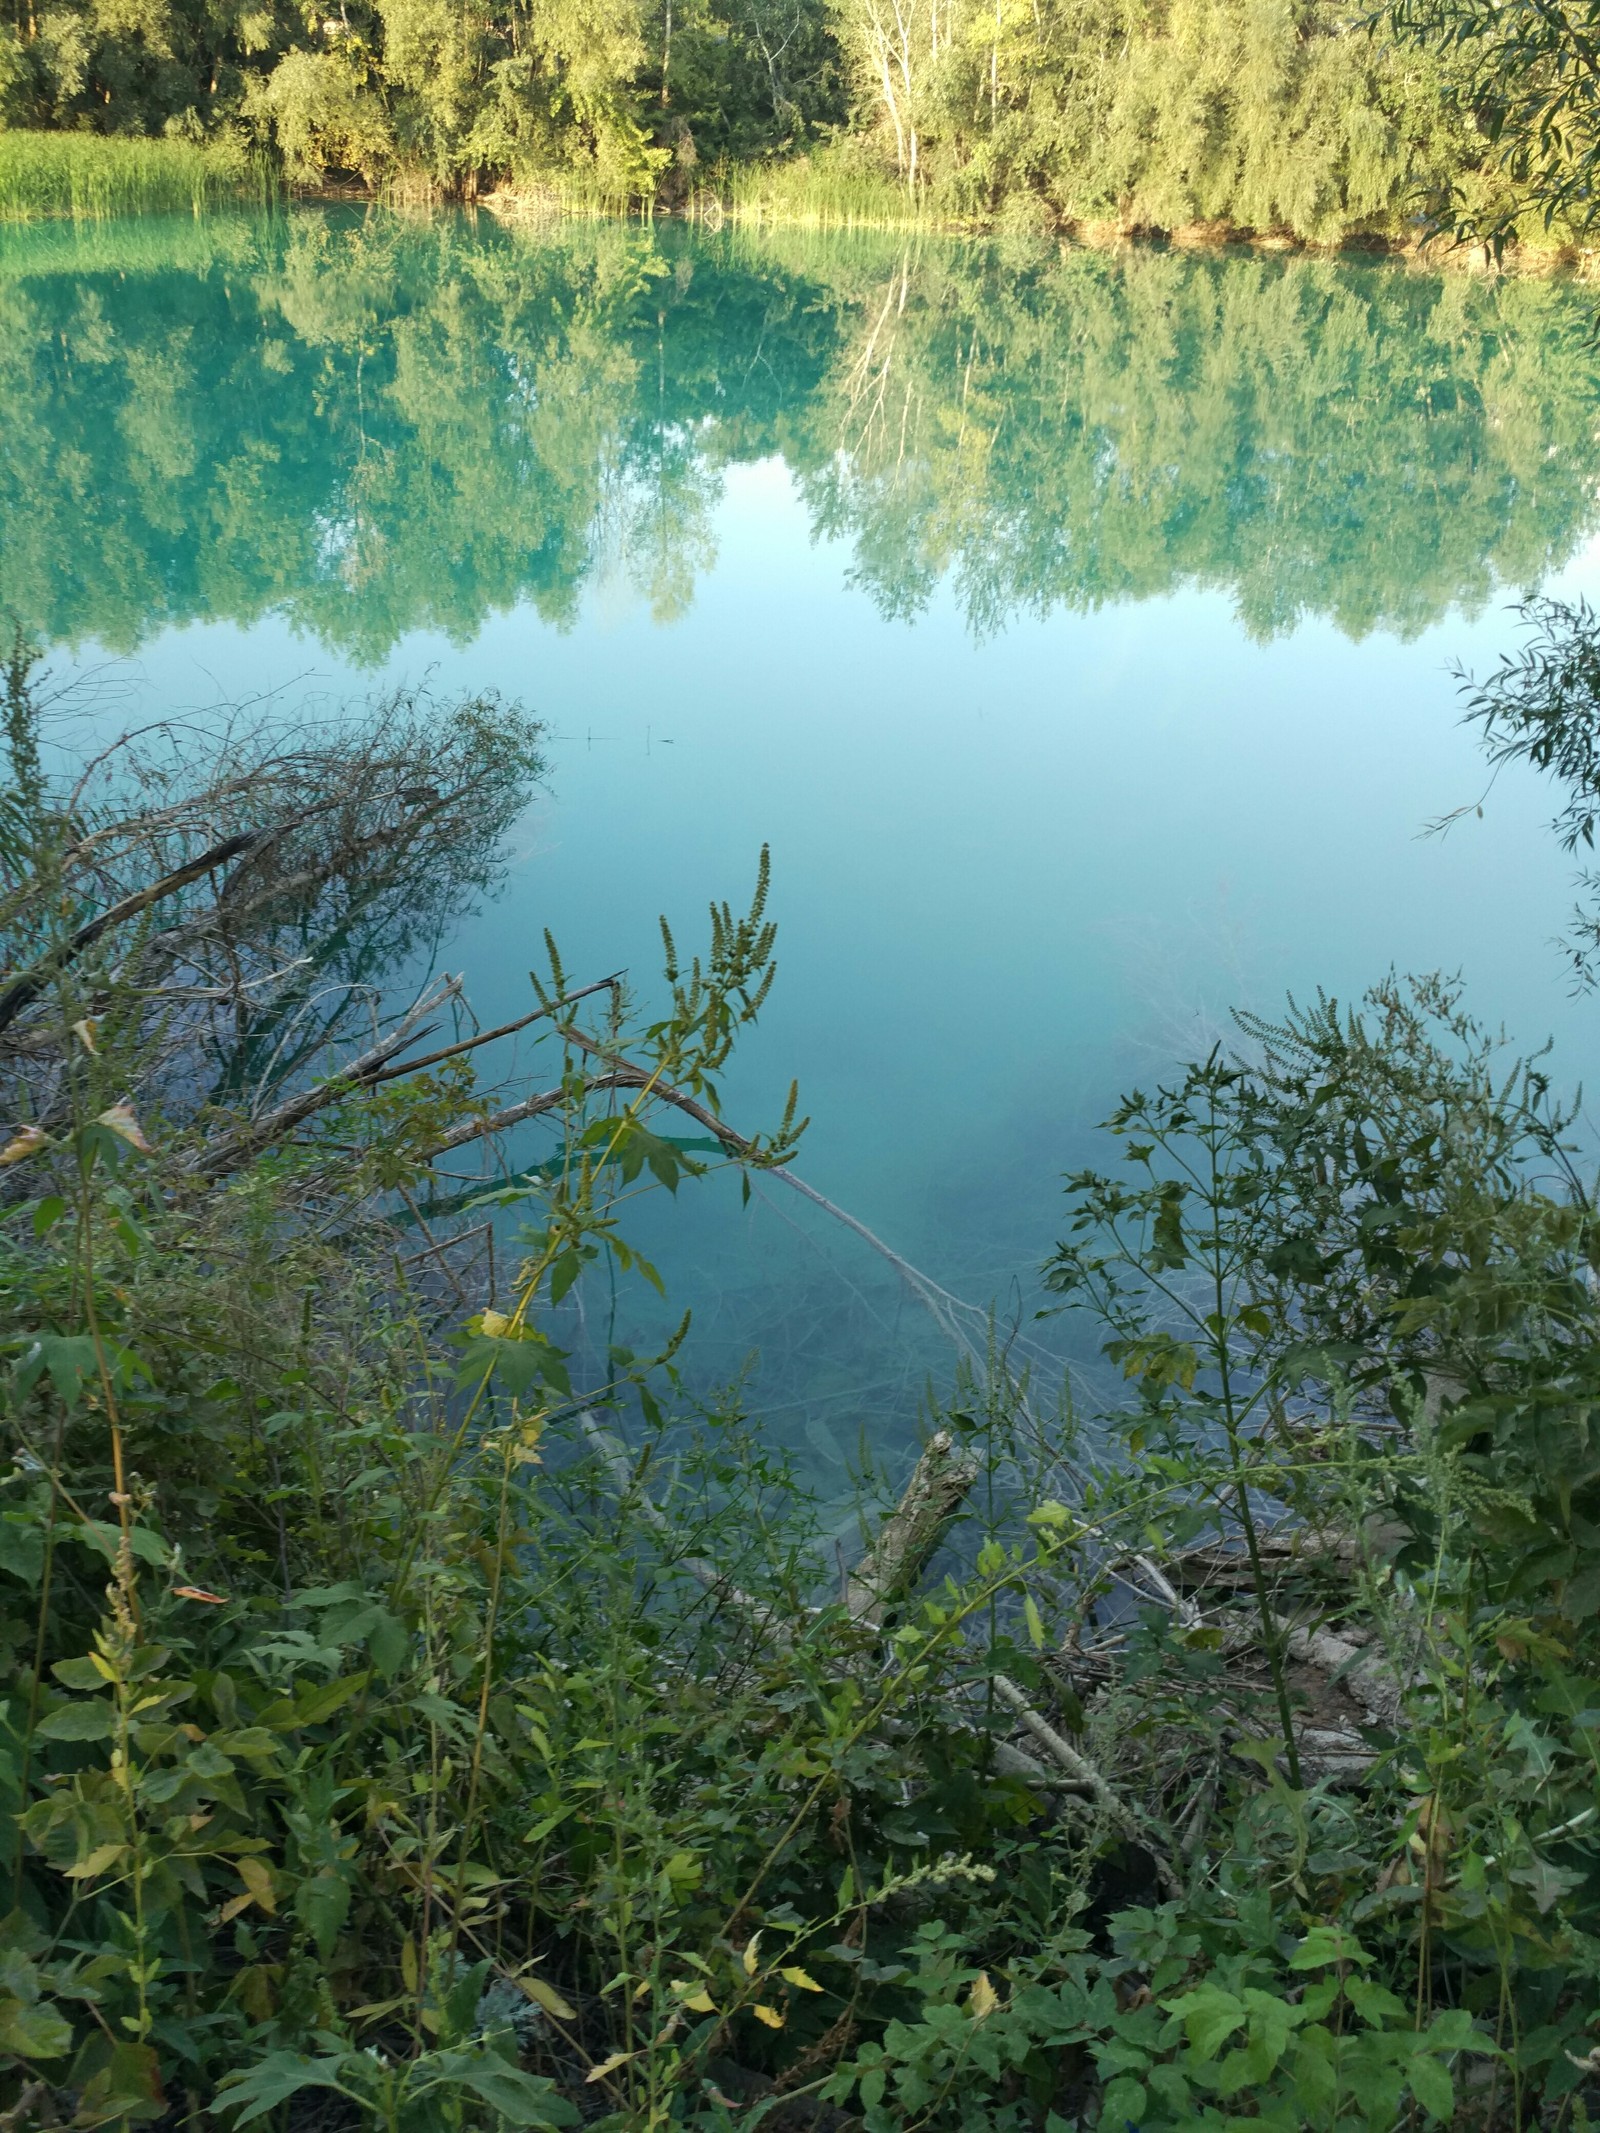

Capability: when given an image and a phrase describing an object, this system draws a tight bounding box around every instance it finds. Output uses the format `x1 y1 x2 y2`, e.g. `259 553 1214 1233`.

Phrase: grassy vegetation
717 149 939 232
0 130 273 221
0 207 271 276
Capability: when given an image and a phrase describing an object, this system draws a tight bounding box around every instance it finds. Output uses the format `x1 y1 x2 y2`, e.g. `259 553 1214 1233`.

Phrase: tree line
0 0 1577 244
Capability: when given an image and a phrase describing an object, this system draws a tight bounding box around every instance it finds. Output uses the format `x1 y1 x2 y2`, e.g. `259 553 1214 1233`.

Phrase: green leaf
455 1329 572 1400
35 1698 114 1741
1407 2047 1454 2123
52 1656 110 1691
15 1335 99 1409
32 1195 66 1238
1289 1925 1369 1971
1163 1983 1247 2061
214 2052 353 2126
290 1671 369 1727
1346 1976 1410 2027
435 2049 579 2125
0 1514 44 1587
1100 2074 1147 2124
294 1869 351 1957
71 1518 169 1568
71 2041 166 2125
367 1609 408 1681
0 1994 73 2060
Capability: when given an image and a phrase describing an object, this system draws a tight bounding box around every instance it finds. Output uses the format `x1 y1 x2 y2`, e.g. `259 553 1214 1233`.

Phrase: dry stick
190 974 463 1176
359 974 624 1088
581 1412 1167 1856
582 1413 1063 1792
0 772 399 1038
424 1071 640 1158
193 977 628 1179
579 1413 770 1618
5 761 486 1045
992 1676 1181 1897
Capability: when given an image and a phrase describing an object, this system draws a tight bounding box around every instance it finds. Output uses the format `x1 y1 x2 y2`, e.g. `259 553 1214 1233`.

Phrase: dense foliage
6 595 1600 2129
0 0 1559 244
2 214 1597 659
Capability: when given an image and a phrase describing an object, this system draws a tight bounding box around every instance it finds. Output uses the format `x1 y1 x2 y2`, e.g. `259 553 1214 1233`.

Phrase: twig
991 1674 1181 1896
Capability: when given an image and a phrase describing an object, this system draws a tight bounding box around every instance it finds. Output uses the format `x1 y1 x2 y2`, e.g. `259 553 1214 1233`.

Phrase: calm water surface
6 207 1598 1460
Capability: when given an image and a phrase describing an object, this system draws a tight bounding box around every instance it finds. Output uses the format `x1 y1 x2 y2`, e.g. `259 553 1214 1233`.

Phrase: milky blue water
7 208 1596 1459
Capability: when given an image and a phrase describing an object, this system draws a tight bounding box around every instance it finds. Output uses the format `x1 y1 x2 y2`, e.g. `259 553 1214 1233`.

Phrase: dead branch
579 1412 770 1619
421 1072 639 1159
992 1675 1181 1894
190 976 462 1176
362 975 624 1088
188 976 630 1179
0 825 268 1038
844 1429 978 1626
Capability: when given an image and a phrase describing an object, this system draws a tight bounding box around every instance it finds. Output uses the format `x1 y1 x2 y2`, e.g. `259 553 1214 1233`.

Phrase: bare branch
844 1429 978 1626
191 975 463 1177
0 825 268 1037
992 1675 1181 1894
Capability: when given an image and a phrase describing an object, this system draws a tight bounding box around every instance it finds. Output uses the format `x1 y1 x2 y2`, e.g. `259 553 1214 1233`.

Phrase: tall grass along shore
0 131 271 220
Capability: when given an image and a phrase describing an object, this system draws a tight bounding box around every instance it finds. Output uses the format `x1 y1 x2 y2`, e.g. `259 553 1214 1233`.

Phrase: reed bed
479 164 654 221
0 130 274 220
717 154 938 231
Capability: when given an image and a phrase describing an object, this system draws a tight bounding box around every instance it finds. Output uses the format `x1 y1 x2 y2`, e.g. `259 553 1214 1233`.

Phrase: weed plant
717 149 938 231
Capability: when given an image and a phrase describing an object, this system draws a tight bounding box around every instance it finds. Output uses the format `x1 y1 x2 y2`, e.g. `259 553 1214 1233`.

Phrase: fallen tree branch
190 975 464 1177
577 1412 1156 1841
361 975 624 1088
844 1430 979 1626
193 977 631 1178
992 1674 1181 1895
578 1413 769 1620
0 825 267 1038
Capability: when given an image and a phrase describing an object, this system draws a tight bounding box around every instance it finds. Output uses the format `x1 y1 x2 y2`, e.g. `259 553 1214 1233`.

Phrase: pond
6 205 1598 1470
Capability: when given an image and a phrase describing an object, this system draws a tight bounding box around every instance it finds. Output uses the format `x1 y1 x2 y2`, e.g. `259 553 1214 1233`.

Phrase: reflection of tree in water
796 237 1600 642
3 210 1600 656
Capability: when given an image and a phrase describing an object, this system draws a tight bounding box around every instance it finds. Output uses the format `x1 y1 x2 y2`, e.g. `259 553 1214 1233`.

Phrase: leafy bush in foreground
3 643 1600 2131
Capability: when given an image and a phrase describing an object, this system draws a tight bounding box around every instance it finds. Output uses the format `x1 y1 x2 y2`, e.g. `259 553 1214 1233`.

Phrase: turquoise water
7 207 1598 1454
